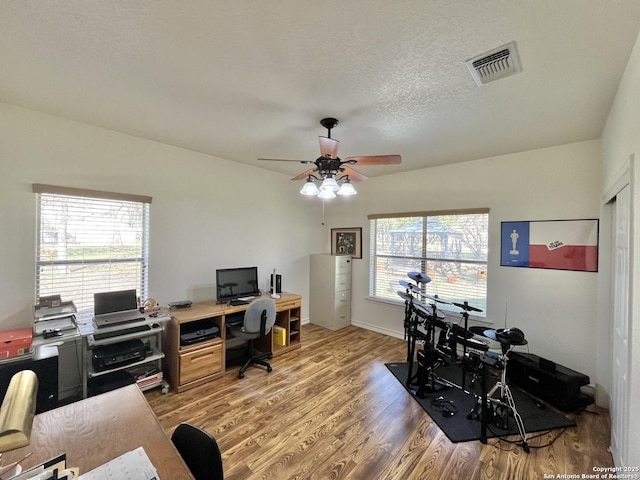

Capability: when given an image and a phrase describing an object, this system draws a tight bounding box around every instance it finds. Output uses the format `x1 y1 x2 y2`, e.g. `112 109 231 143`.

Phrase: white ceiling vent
465 41 522 86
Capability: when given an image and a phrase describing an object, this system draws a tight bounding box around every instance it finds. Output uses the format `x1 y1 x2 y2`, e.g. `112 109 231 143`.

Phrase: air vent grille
466 41 522 86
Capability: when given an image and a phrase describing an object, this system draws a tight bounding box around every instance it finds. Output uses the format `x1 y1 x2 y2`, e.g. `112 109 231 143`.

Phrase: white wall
0 101 605 397
324 141 602 382
601 29 640 465
0 103 324 328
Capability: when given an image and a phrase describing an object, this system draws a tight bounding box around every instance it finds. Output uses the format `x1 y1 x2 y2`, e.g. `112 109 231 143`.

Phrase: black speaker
270 274 282 294
507 351 592 412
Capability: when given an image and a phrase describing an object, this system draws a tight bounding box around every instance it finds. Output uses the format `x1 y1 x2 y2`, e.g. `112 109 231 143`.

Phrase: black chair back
171 422 224 480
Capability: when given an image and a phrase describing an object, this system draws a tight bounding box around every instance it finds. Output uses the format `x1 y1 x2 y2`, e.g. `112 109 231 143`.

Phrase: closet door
610 184 630 467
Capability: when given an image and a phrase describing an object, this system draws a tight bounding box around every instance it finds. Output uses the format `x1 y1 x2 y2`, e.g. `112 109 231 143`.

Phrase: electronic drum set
397 271 531 451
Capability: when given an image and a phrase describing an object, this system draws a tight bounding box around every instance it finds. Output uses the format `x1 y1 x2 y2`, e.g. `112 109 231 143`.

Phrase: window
34 184 151 316
369 209 489 317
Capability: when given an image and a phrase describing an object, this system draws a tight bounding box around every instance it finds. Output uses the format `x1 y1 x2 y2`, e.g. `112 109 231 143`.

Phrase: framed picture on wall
331 227 362 259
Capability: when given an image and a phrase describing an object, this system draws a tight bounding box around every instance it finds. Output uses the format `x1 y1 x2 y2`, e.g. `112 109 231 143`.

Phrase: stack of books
127 365 164 390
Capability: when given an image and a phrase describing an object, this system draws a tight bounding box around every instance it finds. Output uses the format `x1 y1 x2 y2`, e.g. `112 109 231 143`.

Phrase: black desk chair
171 422 224 480
227 298 276 378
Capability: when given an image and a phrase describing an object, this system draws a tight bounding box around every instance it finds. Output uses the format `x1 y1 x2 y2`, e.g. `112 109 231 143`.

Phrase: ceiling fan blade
319 136 340 158
340 165 368 182
291 168 317 181
258 158 314 164
343 154 401 165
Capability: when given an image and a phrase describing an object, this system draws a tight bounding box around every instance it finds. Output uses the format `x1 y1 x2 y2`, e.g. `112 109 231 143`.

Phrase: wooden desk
2 384 193 478
164 292 302 392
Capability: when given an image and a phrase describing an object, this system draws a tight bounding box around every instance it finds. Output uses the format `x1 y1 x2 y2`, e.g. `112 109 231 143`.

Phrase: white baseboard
350 319 404 341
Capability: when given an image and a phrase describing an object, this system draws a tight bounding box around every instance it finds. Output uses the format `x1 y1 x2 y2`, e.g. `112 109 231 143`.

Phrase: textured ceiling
1 1 639 179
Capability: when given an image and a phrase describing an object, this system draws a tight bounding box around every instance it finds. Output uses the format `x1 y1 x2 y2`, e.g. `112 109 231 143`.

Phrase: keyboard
225 312 244 328
229 299 250 306
93 323 151 340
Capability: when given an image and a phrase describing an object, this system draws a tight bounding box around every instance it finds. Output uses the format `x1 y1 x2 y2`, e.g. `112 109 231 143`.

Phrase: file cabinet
310 254 352 330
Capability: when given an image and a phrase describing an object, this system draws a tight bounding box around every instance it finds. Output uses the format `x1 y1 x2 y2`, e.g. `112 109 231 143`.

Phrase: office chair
227 297 277 378
171 422 224 480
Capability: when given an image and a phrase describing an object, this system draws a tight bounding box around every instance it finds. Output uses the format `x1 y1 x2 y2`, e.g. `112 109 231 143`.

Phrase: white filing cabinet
310 254 352 330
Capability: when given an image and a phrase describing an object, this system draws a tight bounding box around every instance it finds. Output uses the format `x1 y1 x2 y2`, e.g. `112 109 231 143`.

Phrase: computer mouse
442 409 455 418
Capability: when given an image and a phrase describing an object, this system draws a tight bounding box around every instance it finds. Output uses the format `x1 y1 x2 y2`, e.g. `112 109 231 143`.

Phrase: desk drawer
179 344 223 384
276 299 301 312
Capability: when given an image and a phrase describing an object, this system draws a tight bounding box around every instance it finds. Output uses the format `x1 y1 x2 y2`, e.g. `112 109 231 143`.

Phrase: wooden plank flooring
145 324 613 480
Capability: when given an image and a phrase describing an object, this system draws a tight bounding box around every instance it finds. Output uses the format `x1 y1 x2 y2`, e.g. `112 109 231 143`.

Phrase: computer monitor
216 267 260 303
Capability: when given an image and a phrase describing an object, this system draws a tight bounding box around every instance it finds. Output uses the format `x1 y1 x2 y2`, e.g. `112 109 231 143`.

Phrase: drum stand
468 344 530 453
416 302 449 397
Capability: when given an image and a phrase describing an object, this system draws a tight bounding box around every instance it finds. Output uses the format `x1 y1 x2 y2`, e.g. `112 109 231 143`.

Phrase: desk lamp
0 370 38 453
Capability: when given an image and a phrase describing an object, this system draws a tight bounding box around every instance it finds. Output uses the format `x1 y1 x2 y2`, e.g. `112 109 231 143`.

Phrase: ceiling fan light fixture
320 177 340 192
260 117 401 201
317 188 336 199
337 179 357 196
300 179 320 196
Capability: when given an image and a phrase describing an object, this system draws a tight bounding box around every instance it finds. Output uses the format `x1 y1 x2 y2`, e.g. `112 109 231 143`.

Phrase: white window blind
369 209 489 317
34 185 150 315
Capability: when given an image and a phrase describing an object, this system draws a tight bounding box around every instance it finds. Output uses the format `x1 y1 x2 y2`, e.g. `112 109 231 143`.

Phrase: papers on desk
78 447 158 480
3 453 77 480
2 448 158 480
33 301 76 321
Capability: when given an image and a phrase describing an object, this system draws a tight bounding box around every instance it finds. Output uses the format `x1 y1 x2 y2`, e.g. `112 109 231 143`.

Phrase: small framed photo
331 227 362 259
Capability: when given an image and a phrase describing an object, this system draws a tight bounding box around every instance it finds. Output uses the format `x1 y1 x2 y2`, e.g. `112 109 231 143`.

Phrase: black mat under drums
385 362 576 443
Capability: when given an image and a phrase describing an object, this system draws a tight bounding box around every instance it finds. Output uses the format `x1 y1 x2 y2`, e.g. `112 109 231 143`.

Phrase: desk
164 292 302 392
1 384 194 478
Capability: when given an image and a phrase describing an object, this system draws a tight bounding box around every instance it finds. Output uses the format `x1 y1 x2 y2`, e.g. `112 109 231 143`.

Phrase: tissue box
273 325 286 347
0 328 33 359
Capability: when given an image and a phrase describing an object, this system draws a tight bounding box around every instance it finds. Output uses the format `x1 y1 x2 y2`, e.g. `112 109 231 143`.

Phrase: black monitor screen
216 267 260 302
94 289 138 315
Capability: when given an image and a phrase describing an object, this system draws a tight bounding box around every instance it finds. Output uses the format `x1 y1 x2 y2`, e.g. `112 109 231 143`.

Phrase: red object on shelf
0 328 33 358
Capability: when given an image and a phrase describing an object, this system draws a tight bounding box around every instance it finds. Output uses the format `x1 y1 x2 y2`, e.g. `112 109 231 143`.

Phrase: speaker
507 351 592 412
270 274 282 294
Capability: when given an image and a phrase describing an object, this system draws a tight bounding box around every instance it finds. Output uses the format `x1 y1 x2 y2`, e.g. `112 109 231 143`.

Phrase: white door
611 184 630 466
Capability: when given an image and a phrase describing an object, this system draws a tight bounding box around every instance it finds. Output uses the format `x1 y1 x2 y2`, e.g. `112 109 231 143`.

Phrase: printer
92 339 147 372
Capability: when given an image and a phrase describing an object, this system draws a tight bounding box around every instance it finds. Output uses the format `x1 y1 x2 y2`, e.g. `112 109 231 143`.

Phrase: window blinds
34 185 150 314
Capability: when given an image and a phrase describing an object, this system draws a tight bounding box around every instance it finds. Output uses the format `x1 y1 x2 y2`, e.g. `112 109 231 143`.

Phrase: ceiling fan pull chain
322 198 326 225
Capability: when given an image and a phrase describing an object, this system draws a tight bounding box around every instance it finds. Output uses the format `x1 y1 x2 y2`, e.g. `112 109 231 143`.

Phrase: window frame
33 184 151 316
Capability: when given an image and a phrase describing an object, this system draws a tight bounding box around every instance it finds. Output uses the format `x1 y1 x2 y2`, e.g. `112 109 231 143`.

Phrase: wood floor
145 324 613 480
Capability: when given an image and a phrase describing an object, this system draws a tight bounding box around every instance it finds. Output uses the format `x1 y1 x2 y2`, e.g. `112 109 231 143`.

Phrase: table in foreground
2 384 194 479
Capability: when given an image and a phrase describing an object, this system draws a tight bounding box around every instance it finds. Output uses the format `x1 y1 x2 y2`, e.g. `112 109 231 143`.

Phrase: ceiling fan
258 118 401 198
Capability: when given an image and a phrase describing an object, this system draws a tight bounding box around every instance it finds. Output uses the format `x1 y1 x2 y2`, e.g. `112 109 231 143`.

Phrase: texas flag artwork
501 220 598 272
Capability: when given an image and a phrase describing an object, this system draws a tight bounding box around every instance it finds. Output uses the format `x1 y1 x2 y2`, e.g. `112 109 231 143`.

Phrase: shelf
179 335 223 352
87 348 164 378
87 324 165 347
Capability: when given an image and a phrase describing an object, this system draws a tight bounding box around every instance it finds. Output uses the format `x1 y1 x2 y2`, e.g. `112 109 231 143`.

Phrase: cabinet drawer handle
190 352 214 363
